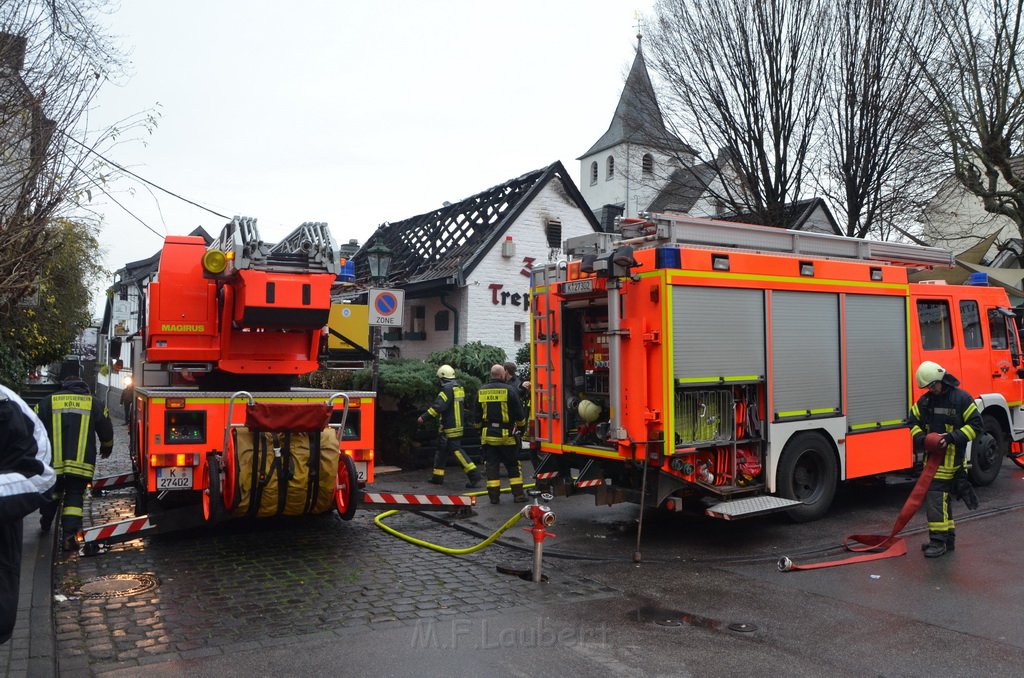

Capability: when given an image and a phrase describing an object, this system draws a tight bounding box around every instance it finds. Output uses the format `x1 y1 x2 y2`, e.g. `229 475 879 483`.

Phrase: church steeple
578 34 694 224
582 35 690 158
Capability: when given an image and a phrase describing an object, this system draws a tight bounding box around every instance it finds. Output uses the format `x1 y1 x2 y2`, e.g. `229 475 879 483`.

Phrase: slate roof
354 161 599 295
718 198 842 235
580 39 693 159
646 161 718 213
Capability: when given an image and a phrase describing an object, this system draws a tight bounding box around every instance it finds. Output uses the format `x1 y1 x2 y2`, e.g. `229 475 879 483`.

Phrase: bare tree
818 0 948 240
915 0 1024 254
0 0 126 319
646 0 833 227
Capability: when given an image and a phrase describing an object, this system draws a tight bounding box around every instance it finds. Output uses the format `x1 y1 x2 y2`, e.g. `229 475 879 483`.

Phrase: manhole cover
75 574 159 598
728 622 758 633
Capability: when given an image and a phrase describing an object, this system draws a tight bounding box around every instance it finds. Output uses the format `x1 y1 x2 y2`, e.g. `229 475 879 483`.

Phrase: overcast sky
87 0 655 314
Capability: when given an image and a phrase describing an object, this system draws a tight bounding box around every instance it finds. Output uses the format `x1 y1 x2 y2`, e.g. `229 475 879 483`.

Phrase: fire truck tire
777 432 837 523
968 415 1004 487
203 454 224 523
336 454 360 521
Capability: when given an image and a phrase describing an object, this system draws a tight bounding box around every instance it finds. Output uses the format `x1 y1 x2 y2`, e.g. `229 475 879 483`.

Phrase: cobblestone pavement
50 427 618 675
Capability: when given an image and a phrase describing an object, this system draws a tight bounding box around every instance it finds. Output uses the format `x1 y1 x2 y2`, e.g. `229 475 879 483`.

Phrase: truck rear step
705 496 803 520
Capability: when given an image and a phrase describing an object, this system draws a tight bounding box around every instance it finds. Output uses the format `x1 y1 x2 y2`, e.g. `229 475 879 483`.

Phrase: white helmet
577 399 601 423
436 365 456 379
915 361 946 389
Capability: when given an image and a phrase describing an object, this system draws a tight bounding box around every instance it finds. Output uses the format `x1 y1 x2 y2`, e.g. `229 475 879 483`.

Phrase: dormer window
590 161 598 186
606 155 615 180
642 153 654 175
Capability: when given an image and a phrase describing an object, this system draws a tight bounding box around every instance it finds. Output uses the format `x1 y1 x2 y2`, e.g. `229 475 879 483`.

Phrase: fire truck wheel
968 415 1004 487
777 431 837 523
203 454 224 523
336 454 360 521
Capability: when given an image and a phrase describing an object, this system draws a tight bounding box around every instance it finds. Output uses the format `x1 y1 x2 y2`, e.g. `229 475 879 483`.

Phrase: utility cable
61 130 231 219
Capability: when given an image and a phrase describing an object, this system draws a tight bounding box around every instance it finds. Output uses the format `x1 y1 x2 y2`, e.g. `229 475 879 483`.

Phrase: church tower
579 35 695 228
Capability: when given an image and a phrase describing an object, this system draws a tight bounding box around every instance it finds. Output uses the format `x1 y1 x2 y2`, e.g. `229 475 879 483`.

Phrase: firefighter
1 384 54 645
908 360 982 558
477 363 527 504
36 374 114 551
418 365 482 488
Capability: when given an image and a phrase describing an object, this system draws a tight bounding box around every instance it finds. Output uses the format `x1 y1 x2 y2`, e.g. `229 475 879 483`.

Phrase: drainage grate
74 573 159 598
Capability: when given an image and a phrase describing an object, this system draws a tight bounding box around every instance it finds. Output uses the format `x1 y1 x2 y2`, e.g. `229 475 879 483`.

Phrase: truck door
913 295 962 382
950 301 991 395
985 305 1021 398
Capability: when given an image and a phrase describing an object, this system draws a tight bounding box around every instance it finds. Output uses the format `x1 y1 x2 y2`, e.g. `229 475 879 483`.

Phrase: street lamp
366 243 392 395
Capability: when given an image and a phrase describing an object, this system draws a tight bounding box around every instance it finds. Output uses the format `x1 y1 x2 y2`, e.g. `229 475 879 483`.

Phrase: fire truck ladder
209 216 339 275
575 213 956 269
529 279 558 449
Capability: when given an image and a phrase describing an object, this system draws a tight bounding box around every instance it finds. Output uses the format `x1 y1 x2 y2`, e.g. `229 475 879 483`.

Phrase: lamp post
366 243 393 395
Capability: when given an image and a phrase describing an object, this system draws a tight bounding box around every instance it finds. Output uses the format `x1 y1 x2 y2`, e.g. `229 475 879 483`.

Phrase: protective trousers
39 474 89 536
430 436 480 483
483 443 524 504
925 476 955 547
0 519 23 644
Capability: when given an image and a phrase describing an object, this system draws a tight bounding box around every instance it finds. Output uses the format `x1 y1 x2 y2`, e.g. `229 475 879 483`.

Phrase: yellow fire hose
372 483 537 555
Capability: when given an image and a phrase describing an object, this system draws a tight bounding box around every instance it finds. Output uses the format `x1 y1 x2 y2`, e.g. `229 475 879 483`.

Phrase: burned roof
354 161 598 294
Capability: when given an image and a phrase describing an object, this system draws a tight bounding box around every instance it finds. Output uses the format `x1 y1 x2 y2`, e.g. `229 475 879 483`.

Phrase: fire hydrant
521 490 556 583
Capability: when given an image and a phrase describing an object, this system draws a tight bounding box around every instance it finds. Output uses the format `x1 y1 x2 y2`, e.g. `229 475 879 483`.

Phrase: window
988 308 1010 350
589 161 598 186
642 153 654 175
434 310 449 331
514 322 526 343
606 155 615 180
119 285 129 301
545 219 562 249
960 300 983 349
917 300 953 350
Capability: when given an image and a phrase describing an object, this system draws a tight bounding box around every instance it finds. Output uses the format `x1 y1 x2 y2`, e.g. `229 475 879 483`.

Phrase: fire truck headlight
202 249 228 275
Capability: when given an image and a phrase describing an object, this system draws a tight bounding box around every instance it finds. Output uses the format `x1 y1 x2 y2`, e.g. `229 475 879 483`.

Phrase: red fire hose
778 432 945 572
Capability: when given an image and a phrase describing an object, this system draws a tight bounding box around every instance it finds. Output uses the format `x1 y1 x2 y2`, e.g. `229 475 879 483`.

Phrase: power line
61 130 231 220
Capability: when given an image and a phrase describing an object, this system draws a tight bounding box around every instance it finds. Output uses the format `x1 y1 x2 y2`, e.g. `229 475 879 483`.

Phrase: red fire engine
528 213 1023 521
86 217 375 546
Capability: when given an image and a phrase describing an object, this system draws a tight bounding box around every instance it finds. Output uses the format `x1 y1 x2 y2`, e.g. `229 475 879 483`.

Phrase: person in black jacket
908 361 983 558
418 365 482 488
1 383 55 644
478 364 527 504
36 375 114 551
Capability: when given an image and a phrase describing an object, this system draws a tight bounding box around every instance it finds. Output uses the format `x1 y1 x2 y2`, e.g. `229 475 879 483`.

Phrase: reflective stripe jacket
424 380 466 438
477 380 526 446
35 379 113 479
0 384 55 522
907 373 982 480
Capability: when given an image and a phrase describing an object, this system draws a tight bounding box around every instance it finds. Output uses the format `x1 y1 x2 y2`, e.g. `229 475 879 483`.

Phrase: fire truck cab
529 213 1022 521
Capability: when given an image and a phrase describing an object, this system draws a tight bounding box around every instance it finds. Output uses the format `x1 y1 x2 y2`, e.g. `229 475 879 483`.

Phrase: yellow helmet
915 361 946 388
577 399 601 423
436 365 456 379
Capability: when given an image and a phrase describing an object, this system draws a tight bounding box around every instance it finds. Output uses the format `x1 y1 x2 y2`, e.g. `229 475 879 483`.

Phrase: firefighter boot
511 483 527 503
62 535 79 552
427 470 444 485
922 539 948 558
488 487 501 504
465 470 483 489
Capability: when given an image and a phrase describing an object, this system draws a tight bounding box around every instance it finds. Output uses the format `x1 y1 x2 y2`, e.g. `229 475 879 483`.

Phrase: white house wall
922 176 1016 256
579 144 689 218
389 180 596 362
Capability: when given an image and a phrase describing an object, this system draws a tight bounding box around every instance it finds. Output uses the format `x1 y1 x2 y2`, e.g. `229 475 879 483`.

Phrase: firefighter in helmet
907 360 982 558
477 364 528 504
36 373 114 551
418 365 482 488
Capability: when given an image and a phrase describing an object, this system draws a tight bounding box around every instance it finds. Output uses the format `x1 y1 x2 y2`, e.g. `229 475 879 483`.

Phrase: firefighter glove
954 473 979 510
100 449 112 459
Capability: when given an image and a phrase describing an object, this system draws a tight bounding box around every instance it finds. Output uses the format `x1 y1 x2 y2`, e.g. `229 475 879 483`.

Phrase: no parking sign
368 288 405 326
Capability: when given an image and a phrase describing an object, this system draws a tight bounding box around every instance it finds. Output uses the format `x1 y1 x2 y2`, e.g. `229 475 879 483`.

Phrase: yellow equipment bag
231 427 340 518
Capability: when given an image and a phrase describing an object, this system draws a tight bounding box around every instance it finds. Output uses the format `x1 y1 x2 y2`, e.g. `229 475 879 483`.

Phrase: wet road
51 424 1024 676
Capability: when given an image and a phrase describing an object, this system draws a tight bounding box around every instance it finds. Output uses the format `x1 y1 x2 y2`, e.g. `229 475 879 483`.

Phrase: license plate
562 279 594 295
156 467 193 490
354 462 367 482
